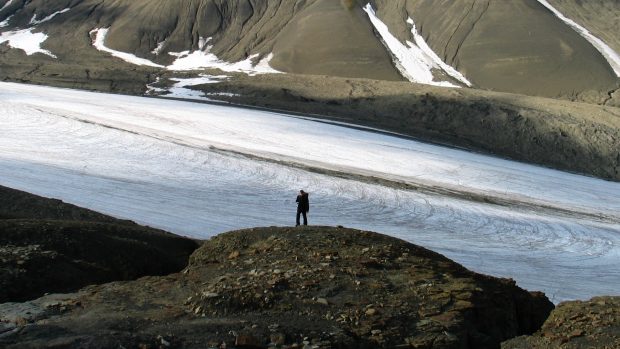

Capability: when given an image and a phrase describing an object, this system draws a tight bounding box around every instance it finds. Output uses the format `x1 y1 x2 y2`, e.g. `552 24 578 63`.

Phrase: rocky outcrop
0 186 199 303
502 296 620 349
0 226 553 348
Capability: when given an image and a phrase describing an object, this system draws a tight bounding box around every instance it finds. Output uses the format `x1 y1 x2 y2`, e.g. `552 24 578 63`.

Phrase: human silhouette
296 190 309 226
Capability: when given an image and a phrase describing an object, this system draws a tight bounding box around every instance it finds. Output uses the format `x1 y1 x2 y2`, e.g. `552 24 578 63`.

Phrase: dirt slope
547 0 620 56
1 0 618 97
373 0 619 98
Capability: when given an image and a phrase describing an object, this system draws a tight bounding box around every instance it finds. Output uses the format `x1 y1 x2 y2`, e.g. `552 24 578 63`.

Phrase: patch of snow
0 28 56 57
160 75 229 101
252 53 282 75
198 36 211 50
536 0 620 77
1 0 15 12
406 18 472 86
0 14 12 28
363 3 468 88
167 45 281 75
90 29 281 75
206 92 241 98
90 28 164 68
29 8 70 25
151 40 166 55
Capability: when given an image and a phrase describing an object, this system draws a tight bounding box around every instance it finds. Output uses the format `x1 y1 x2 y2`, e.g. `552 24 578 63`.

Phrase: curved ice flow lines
0 82 619 302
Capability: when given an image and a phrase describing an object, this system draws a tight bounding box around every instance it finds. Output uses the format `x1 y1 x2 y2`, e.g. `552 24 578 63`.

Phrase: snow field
0 82 619 302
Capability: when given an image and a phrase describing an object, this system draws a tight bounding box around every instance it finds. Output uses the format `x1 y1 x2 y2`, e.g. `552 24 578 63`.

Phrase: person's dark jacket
296 193 309 213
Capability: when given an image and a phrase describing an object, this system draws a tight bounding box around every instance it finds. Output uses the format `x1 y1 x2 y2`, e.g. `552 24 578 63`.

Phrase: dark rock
0 186 199 303
1 226 554 349
502 296 620 349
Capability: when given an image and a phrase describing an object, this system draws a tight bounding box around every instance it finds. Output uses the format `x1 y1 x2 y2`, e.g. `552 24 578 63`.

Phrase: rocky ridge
503 296 620 349
0 186 199 303
1 226 554 349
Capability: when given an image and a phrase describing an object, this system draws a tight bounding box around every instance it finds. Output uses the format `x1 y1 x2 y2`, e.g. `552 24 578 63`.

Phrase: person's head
300 190 306 194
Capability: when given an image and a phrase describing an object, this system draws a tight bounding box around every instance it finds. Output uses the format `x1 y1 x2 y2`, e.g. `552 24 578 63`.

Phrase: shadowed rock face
373 0 619 98
0 186 200 303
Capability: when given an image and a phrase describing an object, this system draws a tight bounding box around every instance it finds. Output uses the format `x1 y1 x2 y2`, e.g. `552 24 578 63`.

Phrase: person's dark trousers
296 209 307 226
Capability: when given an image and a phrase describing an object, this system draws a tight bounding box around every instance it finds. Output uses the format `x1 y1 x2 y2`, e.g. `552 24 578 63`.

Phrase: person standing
296 190 309 226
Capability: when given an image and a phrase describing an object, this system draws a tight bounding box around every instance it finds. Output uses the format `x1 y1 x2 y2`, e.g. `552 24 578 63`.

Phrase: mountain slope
372 0 619 98
1 0 618 98
547 0 620 57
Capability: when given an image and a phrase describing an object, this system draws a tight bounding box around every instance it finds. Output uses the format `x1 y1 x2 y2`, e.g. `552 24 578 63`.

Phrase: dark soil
0 186 199 303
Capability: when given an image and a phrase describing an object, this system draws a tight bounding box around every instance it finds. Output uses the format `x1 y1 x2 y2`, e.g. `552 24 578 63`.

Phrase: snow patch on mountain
363 3 470 88
164 75 229 101
0 28 56 57
91 29 282 76
0 14 11 27
167 42 281 76
91 28 165 68
0 0 15 12
406 18 472 87
147 74 235 102
29 8 70 25
151 40 166 55
536 0 620 77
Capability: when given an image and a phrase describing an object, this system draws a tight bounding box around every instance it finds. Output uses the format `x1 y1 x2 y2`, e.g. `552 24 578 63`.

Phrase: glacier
0 82 618 303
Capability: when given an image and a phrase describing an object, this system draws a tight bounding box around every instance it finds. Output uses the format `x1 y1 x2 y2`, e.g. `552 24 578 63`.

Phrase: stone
316 298 329 306
235 334 263 347
270 333 286 345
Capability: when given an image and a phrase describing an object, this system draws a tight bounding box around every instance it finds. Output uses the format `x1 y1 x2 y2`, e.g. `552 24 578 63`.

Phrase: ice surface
536 0 620 77
29 8 70 25
91 28 164 68
0 28 55 57
0 82 618 302
363 4 469 87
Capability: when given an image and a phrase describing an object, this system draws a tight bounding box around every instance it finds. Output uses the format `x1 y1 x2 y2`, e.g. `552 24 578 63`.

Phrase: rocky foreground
0 186 199 303
2 226 554 348
503 297 620 349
